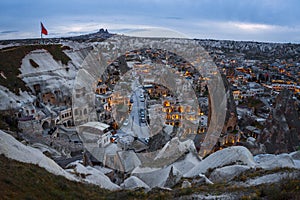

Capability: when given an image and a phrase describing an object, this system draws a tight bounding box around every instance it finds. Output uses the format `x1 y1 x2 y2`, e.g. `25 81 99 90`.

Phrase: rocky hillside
0 44 70 94
198 39 300 61
220 73 238 133
1 129 300 199
259 89 300 154
0 40 91 110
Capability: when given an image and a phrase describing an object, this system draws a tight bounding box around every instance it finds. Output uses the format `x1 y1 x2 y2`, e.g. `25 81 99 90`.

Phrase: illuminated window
164 101 170 107
178 106 184 113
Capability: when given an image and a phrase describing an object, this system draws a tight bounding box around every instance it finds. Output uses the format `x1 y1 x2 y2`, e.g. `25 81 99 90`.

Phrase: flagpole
40 22 48 44
40 22 43 44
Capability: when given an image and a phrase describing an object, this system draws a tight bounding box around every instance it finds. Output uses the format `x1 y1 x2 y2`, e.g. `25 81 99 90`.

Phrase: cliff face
222 74 238 133
207 74 238 134
0 42 91 110
259 89 300 154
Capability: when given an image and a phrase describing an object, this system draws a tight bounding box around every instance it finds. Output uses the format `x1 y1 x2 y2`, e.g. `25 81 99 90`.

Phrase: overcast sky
0 0 299 43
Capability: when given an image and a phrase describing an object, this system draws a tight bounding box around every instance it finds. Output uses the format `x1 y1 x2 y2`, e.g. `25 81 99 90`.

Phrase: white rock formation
31 143 62 158
181 180 192 188
184 146 255 178
0 130 76 181
121 176 150 190
154 137 197 161
238 171 300 187
132 165 182 188
192 173 214 185
20 49 77 96
209 165 250 183
246 137 256 146
66 160 120 190
164 166 183 188
117 150 142 173
254 153 296 170
0 43 91 111
172 152 202 175
93 165 113 175
0 85 35 110
290 151 300 160
290 151 300 169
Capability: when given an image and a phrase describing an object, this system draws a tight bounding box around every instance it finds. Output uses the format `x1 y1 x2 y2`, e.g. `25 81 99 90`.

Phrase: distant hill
63 28 114 42
0 28 114 45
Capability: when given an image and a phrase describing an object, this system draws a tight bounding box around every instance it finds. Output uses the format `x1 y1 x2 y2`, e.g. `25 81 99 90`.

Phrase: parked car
123 119 129 126
110 135 119 143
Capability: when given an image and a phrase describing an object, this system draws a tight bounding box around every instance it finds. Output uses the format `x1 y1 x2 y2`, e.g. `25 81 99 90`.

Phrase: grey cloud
0 0 299 42
0 30 18 34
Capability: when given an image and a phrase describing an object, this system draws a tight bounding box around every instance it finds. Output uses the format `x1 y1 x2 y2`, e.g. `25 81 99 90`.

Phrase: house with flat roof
77 121 112 148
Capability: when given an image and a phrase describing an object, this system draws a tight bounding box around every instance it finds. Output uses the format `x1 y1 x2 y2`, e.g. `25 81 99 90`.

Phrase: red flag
41 22 48 35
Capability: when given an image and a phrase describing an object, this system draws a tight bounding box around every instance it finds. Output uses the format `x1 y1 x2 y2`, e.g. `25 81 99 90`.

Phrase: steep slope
0 130 76 181
0 42 91 110
258 89 300 153
1 131 300 199
0 44 70 95
0 154 110 200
